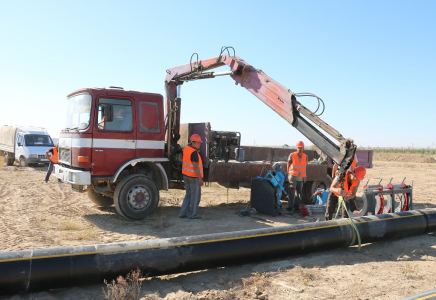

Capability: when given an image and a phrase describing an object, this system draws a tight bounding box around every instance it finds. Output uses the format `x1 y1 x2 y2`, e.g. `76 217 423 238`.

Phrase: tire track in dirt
0 182 11 199
0 177 28 250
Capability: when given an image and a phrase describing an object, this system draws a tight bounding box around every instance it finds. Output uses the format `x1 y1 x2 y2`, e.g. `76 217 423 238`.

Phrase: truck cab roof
67 87 163 99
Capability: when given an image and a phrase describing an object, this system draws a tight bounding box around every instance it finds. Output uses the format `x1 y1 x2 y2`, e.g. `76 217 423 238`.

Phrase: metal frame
363 186 413 215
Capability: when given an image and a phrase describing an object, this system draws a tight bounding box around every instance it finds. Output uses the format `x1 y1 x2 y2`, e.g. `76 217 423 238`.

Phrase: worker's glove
339 189 347 198
344 194 353 202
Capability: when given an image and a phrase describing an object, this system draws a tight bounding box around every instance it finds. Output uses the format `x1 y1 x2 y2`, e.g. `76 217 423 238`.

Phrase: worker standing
286 141 307 212
44 143 61 183
179 134 204 219
325 165 366 220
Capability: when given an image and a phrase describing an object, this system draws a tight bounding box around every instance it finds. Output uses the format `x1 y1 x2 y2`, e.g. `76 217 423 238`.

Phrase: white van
0 126 54 167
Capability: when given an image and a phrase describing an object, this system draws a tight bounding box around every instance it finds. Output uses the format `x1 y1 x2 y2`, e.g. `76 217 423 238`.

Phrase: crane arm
165 52 356 184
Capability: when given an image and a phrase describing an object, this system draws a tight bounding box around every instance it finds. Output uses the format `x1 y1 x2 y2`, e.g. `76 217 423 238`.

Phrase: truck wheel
19 157 27 167
114 174 159 220
87 188 114 207
4 153 14 166
310 176 332 195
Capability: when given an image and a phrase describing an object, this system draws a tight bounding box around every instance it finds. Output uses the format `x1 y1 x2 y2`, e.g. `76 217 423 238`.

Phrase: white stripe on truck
59 138 164 149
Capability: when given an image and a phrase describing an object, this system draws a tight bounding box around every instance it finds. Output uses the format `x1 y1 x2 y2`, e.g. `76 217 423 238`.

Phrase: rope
335 196 361 252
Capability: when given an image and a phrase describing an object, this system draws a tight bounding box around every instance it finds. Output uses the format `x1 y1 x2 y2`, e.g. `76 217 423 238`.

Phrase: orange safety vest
288 152 307 178
49 147 59 164
333 171 359 197
182 146 203 178
334 156 357 177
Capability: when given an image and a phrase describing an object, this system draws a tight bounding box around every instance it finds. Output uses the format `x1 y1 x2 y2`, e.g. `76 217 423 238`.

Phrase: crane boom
165 52 356 184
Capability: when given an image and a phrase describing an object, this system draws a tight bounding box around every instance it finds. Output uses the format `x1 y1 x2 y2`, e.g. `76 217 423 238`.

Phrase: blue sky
1 1 435 148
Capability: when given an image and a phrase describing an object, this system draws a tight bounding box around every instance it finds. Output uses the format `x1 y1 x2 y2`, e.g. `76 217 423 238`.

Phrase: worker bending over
179 134 204 219
287 141 307 212
325 165 366 220
332 154 357 178
44 143 61 183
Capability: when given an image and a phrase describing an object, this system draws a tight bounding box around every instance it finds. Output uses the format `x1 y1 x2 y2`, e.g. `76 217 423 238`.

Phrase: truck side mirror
17 142 22 147
102 104 113 122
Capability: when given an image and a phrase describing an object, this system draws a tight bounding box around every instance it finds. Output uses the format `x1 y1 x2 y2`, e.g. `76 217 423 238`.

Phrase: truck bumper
26 158 50 164
54 165 91 185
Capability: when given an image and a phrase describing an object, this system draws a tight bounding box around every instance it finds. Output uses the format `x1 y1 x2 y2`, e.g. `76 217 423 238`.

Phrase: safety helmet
353 166 366 180
190 134 202 143
296 141 304 148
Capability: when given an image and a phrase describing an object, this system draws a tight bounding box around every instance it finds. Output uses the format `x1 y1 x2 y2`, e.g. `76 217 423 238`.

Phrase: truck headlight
29 154 37 158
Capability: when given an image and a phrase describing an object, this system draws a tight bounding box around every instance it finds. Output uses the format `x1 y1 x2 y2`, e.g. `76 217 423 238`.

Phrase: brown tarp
0 126 17 148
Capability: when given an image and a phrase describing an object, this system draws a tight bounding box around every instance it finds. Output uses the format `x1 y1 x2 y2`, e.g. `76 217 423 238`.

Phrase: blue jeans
45 161 54 182
179 175 201 218
45 161 61 182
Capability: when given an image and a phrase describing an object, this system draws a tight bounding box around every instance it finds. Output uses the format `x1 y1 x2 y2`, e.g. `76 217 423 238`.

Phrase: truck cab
54 87 169 220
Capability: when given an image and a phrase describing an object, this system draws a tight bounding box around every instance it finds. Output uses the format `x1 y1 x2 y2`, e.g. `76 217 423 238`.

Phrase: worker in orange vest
325 165 366 220
332 154 357 178
44 143 61 183
286 141 307 212
179 134 204 219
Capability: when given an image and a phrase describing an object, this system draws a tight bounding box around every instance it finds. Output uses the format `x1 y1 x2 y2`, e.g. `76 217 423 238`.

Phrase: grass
144 206 171 229
33 216 100 240
284 265 317 285
242 272 271 292
400 264 420 279
364 147 436 155
103 269 143 300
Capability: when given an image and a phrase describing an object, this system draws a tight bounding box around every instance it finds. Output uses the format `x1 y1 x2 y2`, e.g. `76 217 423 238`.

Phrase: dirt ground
1 154 436 300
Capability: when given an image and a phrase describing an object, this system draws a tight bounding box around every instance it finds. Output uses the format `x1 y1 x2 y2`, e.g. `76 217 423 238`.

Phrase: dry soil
0 155 436 300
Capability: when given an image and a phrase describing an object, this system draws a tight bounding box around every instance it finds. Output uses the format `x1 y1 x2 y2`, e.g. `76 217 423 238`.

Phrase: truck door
92 97 136 176
135 98 165 158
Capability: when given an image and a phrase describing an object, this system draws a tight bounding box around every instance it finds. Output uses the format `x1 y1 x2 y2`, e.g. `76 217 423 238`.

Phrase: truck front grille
59 148 71 165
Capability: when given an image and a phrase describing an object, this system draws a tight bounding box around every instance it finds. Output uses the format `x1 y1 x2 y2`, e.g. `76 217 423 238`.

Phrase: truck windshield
24 135 54 147
65 93 92 130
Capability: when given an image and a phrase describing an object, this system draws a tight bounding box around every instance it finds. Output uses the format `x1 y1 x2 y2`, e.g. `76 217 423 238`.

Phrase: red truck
54 48 370 220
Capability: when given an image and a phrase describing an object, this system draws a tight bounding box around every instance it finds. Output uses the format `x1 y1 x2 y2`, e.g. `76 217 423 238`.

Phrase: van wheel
114 174 159 220
19 157 27 167
87 187 114 207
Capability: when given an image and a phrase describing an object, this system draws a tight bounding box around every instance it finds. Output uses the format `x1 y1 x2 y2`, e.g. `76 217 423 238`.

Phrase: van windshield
24 135 54 147
64 93 92 130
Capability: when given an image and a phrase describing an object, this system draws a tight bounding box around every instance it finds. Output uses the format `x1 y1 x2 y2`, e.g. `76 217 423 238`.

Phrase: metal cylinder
0 209 435 296
176 85 181 98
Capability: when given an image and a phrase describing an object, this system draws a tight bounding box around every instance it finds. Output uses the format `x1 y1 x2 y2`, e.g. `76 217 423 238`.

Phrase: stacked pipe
1 209 435 296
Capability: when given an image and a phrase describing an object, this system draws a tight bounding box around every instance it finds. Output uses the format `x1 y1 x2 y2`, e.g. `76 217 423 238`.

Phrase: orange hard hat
190 134 202 143
296 141 304 147
353 166 366 180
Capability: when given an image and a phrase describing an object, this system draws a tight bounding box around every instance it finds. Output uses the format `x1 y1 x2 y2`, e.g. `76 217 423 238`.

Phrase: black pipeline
1 209 436 296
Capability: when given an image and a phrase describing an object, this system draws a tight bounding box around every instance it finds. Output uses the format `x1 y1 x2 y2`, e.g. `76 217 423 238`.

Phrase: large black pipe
1 209 435 296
